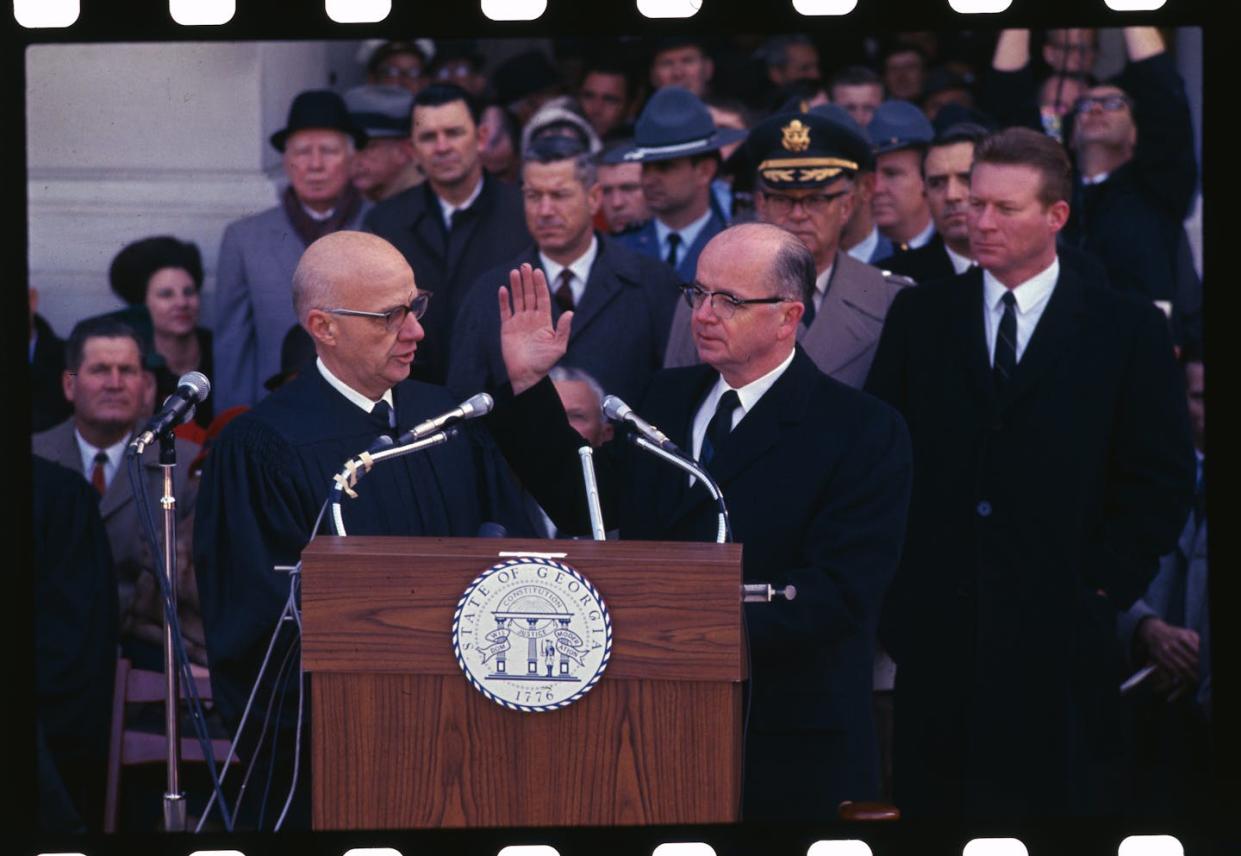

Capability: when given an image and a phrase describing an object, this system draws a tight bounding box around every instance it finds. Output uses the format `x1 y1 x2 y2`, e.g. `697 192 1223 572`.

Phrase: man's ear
586 182 603 217
62 370 76 405
1047 199 1071 233
305 311 335 348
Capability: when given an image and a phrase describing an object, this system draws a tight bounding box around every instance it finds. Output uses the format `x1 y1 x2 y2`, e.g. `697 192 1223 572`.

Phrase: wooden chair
103 657 237 832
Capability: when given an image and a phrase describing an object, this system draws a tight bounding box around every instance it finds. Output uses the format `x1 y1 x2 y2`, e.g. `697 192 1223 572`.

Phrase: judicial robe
194 368 530 786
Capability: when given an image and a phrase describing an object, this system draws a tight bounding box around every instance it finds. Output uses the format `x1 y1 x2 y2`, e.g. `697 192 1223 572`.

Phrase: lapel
952 267 995 405
444 176 495 282
995 266 1086 412
664 351 811 529
98 429 151 521
677 210 724 282
649 367 717 527
566 236 624 343
411 182 448 266
801 253 884 378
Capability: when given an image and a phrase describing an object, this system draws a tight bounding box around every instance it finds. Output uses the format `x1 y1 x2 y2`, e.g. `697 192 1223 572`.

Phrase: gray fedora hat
604 86 746 164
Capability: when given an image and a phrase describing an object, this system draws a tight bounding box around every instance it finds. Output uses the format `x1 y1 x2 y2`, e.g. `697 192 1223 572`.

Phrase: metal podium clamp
741 583 798 603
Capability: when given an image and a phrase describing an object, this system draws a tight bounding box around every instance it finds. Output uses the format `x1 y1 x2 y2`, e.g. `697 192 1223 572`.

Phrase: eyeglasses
681 284 793 320
377 65 425 82
322 292 432 332
759 188 849 217
1074 95 1132 114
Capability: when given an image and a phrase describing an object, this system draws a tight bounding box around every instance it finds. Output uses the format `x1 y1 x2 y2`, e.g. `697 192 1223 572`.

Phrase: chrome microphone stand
158 432 187 831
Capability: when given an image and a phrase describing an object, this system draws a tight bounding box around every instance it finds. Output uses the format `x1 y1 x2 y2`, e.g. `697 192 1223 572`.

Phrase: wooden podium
300 536 746 829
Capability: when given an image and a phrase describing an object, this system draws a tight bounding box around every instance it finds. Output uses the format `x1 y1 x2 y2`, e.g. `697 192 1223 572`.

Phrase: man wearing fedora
345 84 424 203
213 89 370 411
609 86 745 284
365 82 531 385
867 100 937 254
664 108 911 390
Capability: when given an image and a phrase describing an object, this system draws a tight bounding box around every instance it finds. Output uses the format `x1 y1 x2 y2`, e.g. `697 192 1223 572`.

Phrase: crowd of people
29 27 1210 832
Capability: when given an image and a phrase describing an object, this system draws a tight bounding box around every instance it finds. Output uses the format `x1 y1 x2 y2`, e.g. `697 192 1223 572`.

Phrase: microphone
397 393 494 444
602 395 681 454
132 371 211 450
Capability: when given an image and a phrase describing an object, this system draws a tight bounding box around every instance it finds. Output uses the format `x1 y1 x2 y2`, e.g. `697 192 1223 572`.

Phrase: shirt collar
437 175 485 227
908 219 936 250
982 256 1060 314
301 201 336 222
847 225 880 263
814 261 835 297
539 235 599 294
655 206 714 258
74 427 128 473
707 347 796 418
1080 171 1110 186
944 242 974 275
317 357 395 415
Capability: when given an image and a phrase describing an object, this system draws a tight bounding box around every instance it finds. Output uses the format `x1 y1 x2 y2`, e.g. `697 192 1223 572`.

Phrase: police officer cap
868 99 934 155
742 109 870 190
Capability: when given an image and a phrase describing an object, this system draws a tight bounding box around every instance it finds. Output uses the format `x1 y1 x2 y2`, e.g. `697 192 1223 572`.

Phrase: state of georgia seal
451 557 612 712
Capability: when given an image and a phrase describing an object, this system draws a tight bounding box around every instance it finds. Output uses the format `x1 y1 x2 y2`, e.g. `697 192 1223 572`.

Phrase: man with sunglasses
488 222 912 820
194 230 530 827
665 109 911 389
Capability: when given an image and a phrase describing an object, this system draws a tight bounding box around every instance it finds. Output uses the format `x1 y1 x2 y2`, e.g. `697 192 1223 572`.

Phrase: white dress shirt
656 207 714 271
540 236 599 307
847 226 881 264
906 219 936 250
982 257 1060 366
436 176 484 230
944 243 975 275
317 358 395 425
811 262 835 314
690 348 796 462
74 429 128 492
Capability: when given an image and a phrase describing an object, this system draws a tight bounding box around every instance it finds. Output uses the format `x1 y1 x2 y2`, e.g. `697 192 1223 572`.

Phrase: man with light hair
195 230 529 827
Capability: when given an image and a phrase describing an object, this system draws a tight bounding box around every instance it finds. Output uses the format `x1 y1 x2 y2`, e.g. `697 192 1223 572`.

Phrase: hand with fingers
498 262 574 395
1138 616 1200 698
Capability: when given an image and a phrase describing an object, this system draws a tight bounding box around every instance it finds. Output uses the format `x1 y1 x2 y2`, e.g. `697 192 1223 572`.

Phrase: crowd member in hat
492 49 564 126
865 126 1193 817
596 145 650 234
345 85 424 202
828 65 885 129
649 37 714 98
608 86 745 283
448 134 679 405
520 97 603 157
921 66 976 122
868 99 936 253
108 235 214 428
665 109 910 389
576 57 637 140
489 222 912 820
883 121 987 285
429 39 488 97
213 89 369 411
364 83 530 385
366 39 431 95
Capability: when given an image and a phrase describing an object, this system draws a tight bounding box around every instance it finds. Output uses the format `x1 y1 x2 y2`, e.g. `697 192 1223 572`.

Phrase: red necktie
90 450 108 495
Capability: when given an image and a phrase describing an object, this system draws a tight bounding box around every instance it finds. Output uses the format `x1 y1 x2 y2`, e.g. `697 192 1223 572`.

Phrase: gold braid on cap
757 156 859 185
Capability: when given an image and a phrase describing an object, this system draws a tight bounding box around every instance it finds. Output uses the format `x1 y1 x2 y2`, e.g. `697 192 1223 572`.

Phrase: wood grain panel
301 537 746 682
311 673 742 829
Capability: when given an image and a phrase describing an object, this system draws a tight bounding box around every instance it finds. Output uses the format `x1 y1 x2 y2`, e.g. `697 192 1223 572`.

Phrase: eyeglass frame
1073 94 1133 114
680 283 797 319
320 291 432 332
758 187 851 217
376 65 426 82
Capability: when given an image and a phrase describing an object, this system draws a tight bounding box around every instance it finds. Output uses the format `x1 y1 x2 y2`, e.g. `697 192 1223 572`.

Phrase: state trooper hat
736 109 870 190
344 84 414 139
603 86 746 164
867 99 934 155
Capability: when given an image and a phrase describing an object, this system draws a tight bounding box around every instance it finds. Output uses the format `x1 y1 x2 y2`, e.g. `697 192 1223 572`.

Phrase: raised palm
498 263 573 394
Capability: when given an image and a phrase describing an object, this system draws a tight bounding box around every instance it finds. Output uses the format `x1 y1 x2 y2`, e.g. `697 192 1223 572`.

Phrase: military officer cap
739 109 871 190
868 99 935 155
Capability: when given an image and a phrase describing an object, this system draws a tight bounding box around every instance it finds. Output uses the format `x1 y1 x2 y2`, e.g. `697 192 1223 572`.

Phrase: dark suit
664 252 911 389
614 208 727 283
882 234 957 284
490 349 912 819
447 235 681 403
364 174 531 384
865 264 1195 817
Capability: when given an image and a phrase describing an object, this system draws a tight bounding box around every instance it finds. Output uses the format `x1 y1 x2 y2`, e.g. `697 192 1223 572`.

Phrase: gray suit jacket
32 420 199 637
663 251 912 389
212 202 369 410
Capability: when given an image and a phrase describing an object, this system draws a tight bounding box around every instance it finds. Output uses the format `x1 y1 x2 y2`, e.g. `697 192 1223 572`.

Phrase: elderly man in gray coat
212 90 371 410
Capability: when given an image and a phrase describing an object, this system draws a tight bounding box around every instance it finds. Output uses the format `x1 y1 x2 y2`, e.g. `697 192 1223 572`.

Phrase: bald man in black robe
194 231 529 828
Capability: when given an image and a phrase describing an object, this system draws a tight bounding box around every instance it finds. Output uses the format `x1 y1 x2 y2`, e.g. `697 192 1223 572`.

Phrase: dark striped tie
665 233 683 269
993 291 1018 393
699 390 741 468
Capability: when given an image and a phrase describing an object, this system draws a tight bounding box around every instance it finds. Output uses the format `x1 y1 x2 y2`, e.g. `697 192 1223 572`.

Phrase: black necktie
801 292 817 328
699 390 741 468
371 400 394 429
993 291 1017 393
554 269 575 312
665 233 683 268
